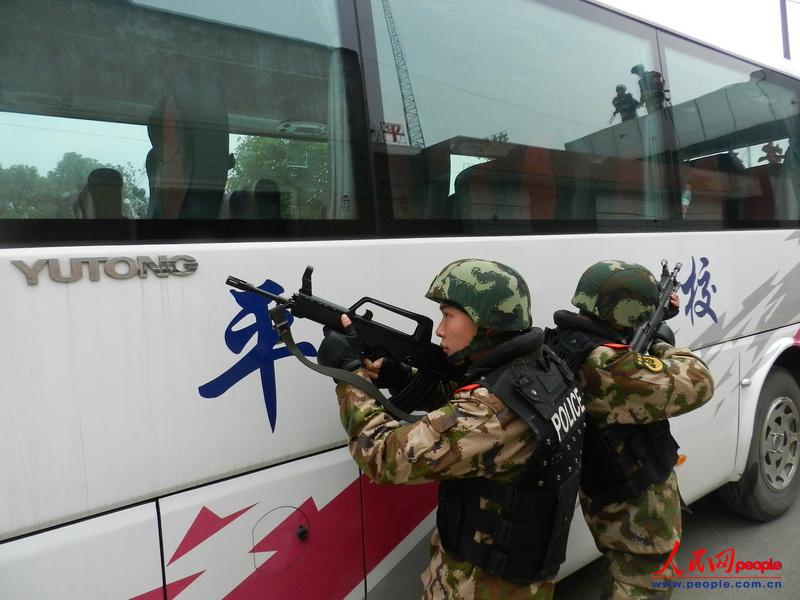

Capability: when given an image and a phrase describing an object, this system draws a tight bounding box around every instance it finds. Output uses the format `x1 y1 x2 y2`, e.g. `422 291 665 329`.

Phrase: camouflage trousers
580 471 682 599
419 530 555 600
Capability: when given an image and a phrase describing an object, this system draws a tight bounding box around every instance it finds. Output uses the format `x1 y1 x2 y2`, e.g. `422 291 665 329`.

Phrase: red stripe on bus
168 504 256 565
223 475 437 599
129 571 204 600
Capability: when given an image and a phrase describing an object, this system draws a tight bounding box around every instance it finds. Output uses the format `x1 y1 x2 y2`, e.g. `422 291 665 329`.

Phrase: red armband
454 383 481 394
602 343 630 350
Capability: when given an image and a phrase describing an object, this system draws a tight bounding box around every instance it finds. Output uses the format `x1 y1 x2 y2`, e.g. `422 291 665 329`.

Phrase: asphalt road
555 491 800 599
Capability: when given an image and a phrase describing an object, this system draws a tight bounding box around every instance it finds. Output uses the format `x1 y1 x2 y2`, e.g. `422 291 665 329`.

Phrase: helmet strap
447 327 495 365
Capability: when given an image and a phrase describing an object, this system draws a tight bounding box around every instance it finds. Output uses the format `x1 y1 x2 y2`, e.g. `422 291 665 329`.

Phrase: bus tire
717 367 800 521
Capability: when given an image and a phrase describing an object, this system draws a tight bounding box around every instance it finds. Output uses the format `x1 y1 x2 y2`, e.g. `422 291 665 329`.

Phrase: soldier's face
436 304 478 357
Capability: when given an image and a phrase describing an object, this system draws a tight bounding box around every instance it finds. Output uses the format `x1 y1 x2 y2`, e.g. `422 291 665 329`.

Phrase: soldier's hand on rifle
369 355 413 391
653 322 676 347
318 314 372 376
665 292 680 320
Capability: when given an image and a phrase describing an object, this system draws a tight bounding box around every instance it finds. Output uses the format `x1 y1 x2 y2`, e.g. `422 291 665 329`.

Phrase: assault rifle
226 267 458 422
629 260 682 354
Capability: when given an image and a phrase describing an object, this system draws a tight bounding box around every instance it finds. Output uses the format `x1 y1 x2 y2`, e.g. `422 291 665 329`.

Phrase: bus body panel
0 503 162 600
156 448 367 600
1 244 351 540
4 229 799 534
672 342 739 500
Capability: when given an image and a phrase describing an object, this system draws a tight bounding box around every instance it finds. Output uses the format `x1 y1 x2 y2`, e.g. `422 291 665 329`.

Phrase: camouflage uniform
336 379 553 599
566 261 714 600
326 259 556 599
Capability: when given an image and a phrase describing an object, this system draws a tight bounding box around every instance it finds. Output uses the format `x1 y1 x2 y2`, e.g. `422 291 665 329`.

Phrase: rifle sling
271 308 423 423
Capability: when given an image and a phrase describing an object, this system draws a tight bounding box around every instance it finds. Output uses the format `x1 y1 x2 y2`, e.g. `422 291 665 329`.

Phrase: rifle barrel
226 276 290 304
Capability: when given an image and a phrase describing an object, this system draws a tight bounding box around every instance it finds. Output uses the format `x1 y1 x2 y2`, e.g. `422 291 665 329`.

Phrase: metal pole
780 0 791 59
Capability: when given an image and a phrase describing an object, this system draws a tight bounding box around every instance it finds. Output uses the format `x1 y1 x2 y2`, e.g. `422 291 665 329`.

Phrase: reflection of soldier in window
631 64 669 113
610 84 640 123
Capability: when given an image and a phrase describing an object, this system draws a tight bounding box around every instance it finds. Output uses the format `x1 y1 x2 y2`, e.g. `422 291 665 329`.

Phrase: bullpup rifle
226 266 458 422
629 259 682 354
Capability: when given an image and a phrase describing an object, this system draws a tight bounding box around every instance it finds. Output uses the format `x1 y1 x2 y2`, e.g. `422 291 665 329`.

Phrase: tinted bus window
361 0 677 235
0 0 372 245
661 33 800 228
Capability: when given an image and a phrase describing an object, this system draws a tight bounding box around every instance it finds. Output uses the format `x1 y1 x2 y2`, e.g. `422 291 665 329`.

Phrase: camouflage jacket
578 340 714 557
334 331 556 599
579 341 714 425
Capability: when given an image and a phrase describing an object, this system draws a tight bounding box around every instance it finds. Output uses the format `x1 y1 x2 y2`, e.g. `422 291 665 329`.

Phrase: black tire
717 366 800 521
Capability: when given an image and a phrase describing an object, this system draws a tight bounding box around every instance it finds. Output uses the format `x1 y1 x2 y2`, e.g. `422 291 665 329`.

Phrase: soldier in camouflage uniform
547 260 715 600
317 258 584 600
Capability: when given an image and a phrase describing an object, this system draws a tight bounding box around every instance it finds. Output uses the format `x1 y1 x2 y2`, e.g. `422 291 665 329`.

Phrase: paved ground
555 491 800 599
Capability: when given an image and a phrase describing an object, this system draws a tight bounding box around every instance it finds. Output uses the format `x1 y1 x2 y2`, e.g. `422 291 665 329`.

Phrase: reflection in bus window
0 0 366 230
227 136 331 220
0 113 150 219
367 0 800 234
663 33 800 225
368 0 672 232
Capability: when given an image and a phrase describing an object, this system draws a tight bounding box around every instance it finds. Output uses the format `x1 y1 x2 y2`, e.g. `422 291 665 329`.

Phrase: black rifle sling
270 306 424 423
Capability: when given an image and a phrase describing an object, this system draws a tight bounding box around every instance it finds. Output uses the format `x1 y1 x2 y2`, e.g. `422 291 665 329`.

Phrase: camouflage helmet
425 259 532 332
572 260 658 329
631 63 645 76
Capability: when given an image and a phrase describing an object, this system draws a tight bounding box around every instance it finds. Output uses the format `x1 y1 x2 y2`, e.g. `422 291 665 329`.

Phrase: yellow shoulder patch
633 353 665 373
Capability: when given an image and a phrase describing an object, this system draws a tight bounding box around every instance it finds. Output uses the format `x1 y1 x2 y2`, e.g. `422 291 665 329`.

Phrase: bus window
362 0 675 235
661 32 800 227
0 0 371 244
0 113 150 219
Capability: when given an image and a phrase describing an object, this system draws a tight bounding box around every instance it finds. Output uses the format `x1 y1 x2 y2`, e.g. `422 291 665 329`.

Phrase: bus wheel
717 367 800 521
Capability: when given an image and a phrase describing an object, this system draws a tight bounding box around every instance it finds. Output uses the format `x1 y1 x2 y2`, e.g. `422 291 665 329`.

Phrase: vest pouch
582 422 678 509
580 422 630 498
647 421 680 470
512 370 555 420
625 431 663 484
437 480 464 552
538 469 581 579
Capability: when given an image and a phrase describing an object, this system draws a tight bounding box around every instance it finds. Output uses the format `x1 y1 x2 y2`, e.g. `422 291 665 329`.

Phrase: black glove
664 301 679 320
653 322 676 346
373 355 413 391
317 325 363 372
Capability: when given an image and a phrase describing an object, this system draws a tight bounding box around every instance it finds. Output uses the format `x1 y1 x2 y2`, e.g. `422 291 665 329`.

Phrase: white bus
1 0 798 598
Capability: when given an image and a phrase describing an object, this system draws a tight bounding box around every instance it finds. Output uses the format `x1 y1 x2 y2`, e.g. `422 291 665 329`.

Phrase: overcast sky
592 0 800 77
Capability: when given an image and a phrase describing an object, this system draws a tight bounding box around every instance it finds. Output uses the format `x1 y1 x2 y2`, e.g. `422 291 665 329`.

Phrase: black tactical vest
545 313 679 509
437 344 585 583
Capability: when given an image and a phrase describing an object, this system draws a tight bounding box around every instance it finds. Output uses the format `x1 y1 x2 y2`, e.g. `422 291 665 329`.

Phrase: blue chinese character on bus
680 256 718 325
199 279 317 432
